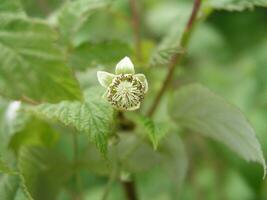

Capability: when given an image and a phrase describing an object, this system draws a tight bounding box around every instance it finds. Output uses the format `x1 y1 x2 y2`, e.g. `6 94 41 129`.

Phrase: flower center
117 81 134 94
107 74 145 110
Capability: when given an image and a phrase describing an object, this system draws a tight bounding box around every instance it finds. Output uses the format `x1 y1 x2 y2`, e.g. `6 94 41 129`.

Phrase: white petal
102 89 109 99
5 101 21 122
115 57 135 74
127 102 141 111
134 74 148 93
97 71 114 88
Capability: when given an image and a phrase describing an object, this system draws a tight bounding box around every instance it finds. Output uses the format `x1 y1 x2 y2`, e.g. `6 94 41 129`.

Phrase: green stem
147 0 202 117
117 111 138 200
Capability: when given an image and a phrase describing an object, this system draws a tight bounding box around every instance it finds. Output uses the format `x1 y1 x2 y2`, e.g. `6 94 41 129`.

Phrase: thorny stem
129 0 142 61
147 0 202 117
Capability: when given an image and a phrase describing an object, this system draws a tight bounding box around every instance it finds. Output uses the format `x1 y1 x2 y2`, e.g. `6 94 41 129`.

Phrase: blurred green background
1 0 267 200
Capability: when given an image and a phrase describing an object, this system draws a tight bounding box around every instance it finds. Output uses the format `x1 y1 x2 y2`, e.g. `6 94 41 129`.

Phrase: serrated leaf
207 0 267 11
28 88 115 153
69 40 132 70
170 83 266 176
150 27 185 67
149 3 191 66
0 8 82 102
136 115 168 150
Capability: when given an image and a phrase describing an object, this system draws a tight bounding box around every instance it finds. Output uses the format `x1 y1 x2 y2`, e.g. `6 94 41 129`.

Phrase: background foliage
1 0 267 199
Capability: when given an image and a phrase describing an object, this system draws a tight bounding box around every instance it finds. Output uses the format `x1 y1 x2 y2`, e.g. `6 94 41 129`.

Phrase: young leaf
0 7 82 102
169 84 266 176
28 87 115 153
206 0 267 11
149 25 185 66
149 3 191 66
135 115 168 150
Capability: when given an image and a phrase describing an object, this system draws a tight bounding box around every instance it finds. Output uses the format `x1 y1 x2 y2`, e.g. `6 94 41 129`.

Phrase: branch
37 0 51 15
122 180 138 200
129 0 142 61
147 0 202 117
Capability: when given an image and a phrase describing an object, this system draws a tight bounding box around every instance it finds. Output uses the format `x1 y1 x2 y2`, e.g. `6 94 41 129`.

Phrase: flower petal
127 102 141 111
134 74 148 93
97 71 114 88
102 89 109 99
115 57 135 74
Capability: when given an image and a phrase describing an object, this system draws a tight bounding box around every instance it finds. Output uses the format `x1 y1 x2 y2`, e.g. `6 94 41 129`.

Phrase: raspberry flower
97 57 148 111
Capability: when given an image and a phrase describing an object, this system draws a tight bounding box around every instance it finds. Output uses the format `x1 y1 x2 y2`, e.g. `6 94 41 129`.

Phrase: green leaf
149 22 186 67
149 2 191 66
114 133 162 173
0 0 25 15
116 132 187 180
206 0 267 11
55 0 110 43
0 8 82 102
0 175 20 200
158 133 188 195
28 87 115 153
0 174 32 200
69 40 132 70
18 146 71 200
9 117 59 153
135 115 168 150
170 83 266 176
0 159 16 175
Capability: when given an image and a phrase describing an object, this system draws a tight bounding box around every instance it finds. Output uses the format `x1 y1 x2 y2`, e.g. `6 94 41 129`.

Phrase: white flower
97 57 148 111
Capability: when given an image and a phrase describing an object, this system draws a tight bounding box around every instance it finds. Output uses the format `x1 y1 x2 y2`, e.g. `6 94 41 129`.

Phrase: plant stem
37 0 51 15
101 162 119 200
129 0 142 61
122 180 138 200
117 111 138 200
147 0 202 117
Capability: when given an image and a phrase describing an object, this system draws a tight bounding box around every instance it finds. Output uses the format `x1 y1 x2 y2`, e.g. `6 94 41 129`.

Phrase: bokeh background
1 0 267 200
